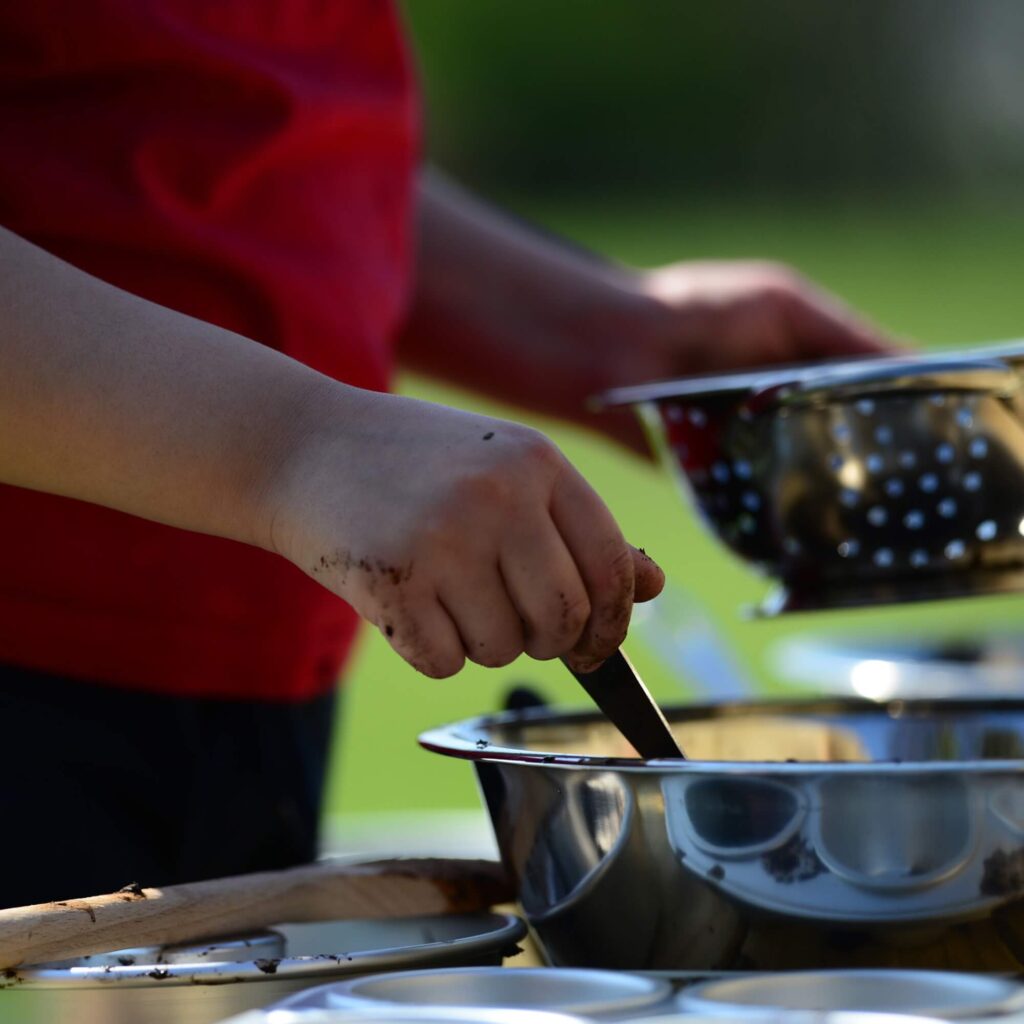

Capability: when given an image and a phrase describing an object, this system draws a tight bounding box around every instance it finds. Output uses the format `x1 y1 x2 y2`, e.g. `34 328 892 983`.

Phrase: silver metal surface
37 931 287 970
678 970 1024 1018
422 700 1024 971
772 631 1024 701
219 1007 590 1024
296 966 671 1017
0 913 526 1024
628 1015 949 1024
601 348 1024 614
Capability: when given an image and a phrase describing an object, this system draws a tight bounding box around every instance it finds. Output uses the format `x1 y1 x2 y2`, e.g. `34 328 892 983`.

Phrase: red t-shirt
0 1 419 701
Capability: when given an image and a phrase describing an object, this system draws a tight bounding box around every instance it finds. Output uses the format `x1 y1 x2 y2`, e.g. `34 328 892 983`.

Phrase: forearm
397 170 664 423
398 173 887 455
0 226 336 549
0 226 666 679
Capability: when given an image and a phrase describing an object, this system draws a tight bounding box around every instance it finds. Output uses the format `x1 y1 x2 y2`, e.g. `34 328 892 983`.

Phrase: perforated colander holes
838 539 860 559
904 510 926 530
873 548 895 568
945 539 967 560
830 422 853 444
956 407 975 429
977 520 998 541
867 506 888 527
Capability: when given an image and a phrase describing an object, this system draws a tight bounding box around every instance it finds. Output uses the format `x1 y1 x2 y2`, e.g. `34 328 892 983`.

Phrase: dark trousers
0 663 336 909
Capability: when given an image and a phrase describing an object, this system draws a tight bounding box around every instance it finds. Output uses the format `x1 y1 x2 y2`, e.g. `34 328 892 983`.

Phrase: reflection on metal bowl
421 700 1024 971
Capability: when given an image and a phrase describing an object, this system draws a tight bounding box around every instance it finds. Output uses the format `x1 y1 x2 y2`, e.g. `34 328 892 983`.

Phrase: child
0 0 887 906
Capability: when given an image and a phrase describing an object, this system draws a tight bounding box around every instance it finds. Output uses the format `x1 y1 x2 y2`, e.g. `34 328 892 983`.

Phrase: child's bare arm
399 171 890 454
0 226 662 676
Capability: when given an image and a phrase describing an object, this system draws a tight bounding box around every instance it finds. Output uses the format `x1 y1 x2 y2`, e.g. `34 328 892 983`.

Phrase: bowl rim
418 697 1024 773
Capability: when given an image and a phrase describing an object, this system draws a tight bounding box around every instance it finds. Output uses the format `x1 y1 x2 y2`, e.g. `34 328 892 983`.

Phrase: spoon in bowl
561 648 685 759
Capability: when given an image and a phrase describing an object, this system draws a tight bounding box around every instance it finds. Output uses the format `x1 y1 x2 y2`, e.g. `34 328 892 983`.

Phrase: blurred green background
327 1 1024 819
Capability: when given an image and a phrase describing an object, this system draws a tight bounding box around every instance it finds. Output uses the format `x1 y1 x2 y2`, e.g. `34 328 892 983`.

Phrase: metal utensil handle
562 649 685 759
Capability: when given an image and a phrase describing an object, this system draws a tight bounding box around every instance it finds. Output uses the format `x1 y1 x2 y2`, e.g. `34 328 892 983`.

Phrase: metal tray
286 966 671 1017
0 913 526 1024
678 969 1024 1019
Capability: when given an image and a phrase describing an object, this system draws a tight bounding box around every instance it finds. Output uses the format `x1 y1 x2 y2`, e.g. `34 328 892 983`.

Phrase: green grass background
328 197 1024 816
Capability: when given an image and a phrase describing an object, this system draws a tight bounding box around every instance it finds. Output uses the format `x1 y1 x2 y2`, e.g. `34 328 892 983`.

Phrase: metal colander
603 353 1024 613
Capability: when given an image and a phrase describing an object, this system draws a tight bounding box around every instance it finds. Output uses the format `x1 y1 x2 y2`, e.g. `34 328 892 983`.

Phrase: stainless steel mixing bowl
601 351 1024 614
421 700 1024 971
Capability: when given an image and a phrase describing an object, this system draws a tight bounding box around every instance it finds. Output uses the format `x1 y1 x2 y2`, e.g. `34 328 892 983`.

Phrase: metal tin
291 967 671 1018
629 1015 948 1024
218 1006 590 1024
678 970 1024 1019
0 913 526 1024
421 700 1024 971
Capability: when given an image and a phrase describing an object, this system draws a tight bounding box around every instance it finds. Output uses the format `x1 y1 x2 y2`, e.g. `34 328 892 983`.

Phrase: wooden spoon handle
0 857 512 969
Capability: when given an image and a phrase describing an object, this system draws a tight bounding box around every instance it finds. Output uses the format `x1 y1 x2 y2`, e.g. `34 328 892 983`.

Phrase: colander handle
748 355 1019 413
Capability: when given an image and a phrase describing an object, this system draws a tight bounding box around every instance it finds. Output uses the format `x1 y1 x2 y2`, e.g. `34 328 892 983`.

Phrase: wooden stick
0 858 513 969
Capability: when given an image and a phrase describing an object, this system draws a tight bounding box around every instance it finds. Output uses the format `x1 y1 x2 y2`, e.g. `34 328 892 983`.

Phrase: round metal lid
220 1008 589 1024
631 1015 947 1024
677 969 1024 1019
286 967 672 1017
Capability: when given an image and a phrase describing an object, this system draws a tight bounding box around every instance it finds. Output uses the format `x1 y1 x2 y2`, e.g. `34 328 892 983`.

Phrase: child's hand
266 387 664 678
637 259 889 375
